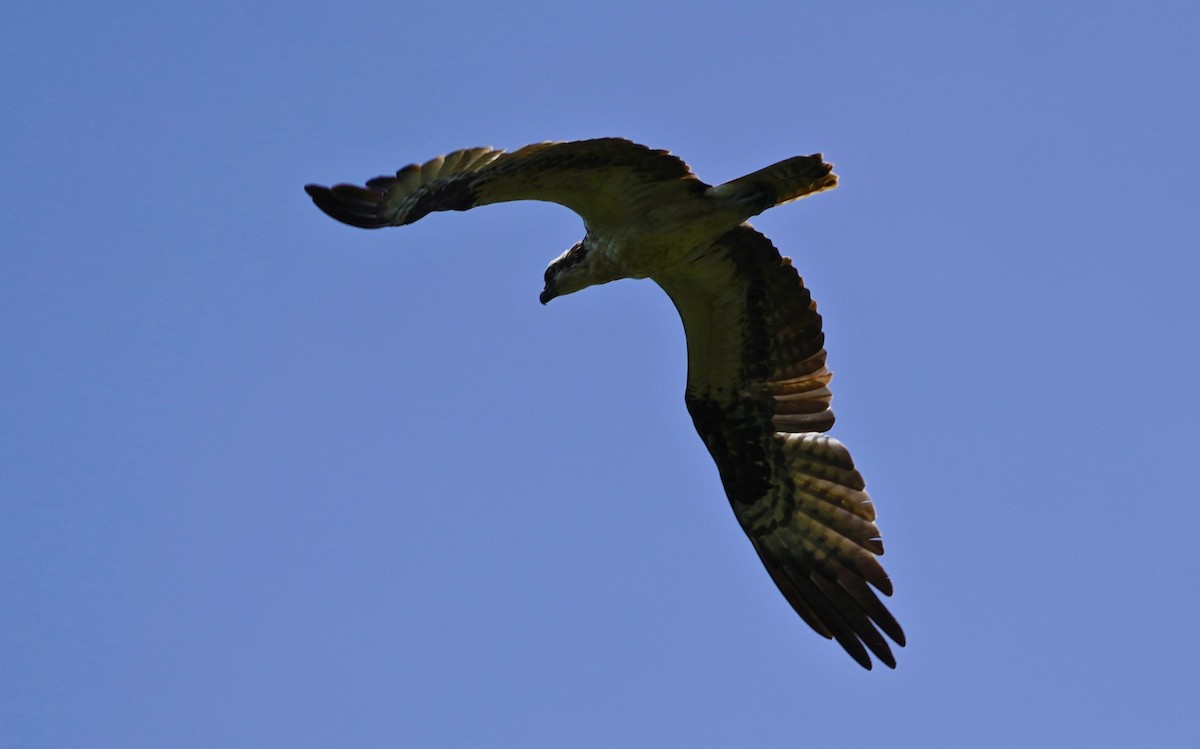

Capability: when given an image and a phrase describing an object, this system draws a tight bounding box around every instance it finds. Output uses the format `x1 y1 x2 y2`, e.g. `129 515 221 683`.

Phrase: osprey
305 138 904 669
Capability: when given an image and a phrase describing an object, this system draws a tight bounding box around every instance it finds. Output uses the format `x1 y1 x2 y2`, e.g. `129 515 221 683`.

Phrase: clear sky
3 2 1198 747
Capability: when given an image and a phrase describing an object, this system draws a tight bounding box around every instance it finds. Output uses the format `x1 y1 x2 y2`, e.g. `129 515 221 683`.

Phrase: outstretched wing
304 138 707 231
654 224 905 669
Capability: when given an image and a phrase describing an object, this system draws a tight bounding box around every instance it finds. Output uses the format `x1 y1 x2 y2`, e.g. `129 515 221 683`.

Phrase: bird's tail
707 154 838 215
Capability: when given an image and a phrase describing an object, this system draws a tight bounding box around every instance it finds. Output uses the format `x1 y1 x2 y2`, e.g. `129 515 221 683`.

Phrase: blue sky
3 2 1199 746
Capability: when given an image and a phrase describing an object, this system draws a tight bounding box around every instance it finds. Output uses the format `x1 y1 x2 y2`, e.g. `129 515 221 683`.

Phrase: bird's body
305 138 904 669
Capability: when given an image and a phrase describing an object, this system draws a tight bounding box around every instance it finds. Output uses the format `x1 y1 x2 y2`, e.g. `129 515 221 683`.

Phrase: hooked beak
539 281 557 305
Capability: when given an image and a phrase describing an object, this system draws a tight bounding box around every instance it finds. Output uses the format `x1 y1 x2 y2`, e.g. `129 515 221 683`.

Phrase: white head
539 239 621 305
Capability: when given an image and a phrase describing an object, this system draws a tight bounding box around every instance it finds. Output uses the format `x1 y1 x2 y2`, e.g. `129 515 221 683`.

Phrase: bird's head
540 240 607 305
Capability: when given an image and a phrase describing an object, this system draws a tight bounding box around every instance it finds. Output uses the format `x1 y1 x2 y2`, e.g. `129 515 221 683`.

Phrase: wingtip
846 639 898 671
848 636 897 670
303 181 390 229
850 647 875 670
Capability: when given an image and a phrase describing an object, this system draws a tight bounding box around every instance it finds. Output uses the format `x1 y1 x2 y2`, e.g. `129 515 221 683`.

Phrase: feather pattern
305 138 705 231
656 226 904 669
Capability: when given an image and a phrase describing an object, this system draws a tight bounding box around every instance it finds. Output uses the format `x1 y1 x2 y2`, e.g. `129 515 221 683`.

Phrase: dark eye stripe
565 243 588 267
548 243 588 278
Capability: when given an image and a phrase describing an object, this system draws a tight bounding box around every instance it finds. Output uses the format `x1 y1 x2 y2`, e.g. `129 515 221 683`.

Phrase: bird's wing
304 138 707 231
654 224 904 669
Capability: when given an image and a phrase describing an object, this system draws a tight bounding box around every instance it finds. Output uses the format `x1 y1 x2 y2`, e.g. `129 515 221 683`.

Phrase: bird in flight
305 138 904 669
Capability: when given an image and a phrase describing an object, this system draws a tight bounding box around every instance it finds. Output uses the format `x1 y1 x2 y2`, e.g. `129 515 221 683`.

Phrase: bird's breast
592 204 741 278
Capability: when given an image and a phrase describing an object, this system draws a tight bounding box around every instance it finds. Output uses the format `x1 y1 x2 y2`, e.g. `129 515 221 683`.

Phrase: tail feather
708 154 838 214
